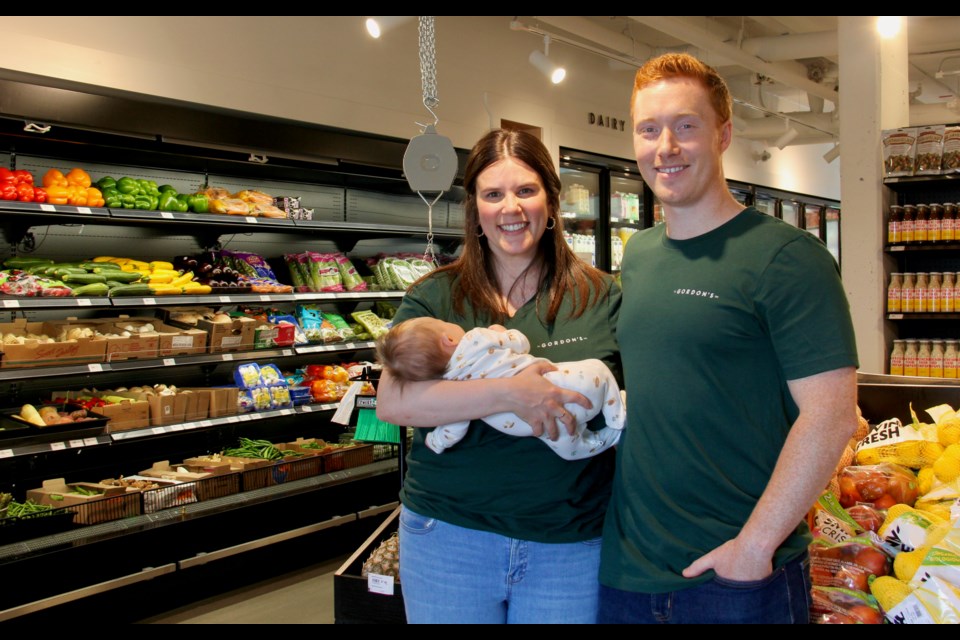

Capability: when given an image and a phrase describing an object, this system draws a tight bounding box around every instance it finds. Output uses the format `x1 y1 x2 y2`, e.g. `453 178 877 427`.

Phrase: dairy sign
588 112 626 132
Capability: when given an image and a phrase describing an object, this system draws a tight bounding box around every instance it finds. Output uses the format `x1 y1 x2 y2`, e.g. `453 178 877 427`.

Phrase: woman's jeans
597 554 812 624
398 505 602 624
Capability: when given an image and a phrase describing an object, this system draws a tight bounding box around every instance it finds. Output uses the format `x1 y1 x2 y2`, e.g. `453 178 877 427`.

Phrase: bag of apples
810 586 885 624
810 537 893 593
838 463 919 510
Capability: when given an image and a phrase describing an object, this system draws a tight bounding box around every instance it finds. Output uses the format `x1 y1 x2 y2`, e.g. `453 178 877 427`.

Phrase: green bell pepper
117 177 139 195
158 191 181 212
187 193 209 214
120 193 136 209
102 187 123 209
175 194 190 213
134 194 154 210
158 185 177 195
97 176 117 192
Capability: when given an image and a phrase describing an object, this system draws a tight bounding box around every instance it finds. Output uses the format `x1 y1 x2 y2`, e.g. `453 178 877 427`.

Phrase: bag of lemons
855 405 943 469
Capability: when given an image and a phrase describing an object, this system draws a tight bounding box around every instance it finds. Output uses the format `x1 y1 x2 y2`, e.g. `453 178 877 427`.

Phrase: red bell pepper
13 170 33 185
0 168 15 185
16 183 34 202
1 183 17 200
32 187 47 203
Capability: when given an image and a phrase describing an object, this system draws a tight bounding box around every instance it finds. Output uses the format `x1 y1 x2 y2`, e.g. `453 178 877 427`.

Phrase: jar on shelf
945 340 959 379
888 204 903 244
916 204 931 242
915 272 929 313
942 271 955 313
943 203 957 242
930 204 944 242
918 339 932 377
887 272 903 313
902 204 917 243
901 272 916 313
931 340 945 378
928 272 942 313
890 339 905 376
904 339 919 376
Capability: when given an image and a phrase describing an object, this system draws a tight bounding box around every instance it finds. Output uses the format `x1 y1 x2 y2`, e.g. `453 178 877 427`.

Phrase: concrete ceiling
512 16 960 147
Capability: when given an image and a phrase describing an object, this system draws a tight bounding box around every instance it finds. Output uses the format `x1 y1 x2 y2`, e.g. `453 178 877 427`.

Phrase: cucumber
94 269 141 283
53 268 90 278
3 257 53 269
82 262 121 271
61 273 107 284
70 282 110 297
108 283 153 297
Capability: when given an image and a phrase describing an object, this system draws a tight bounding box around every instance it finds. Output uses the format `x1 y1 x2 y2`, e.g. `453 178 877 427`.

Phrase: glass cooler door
559 165 601 268
609 172 645 273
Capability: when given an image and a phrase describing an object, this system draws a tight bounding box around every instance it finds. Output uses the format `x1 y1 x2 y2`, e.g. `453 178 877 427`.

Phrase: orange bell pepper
65 168 92 189
66 185 88 206
42 169 68 189
44 185 69 205
85 187 105 208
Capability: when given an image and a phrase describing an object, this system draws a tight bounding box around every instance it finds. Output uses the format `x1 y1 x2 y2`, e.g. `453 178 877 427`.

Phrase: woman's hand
509 362 592 440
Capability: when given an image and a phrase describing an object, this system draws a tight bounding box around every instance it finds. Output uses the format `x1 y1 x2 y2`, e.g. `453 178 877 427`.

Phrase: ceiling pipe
627 16 839 104
739 30 838 61
530 16 654 61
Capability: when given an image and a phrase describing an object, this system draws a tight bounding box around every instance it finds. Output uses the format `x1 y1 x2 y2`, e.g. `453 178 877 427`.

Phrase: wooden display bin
26 478 140 525
334 506 405 624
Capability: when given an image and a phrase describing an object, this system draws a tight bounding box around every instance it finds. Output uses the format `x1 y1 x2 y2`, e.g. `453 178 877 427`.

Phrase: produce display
361 531 400 581
13 403 101 427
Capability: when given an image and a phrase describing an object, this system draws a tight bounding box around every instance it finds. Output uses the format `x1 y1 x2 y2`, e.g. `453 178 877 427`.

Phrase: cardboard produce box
139 460 223 481
50 390 151 432
161 308 256 354
0 319 107 368
182 389 210 422
182 387 239 418
45 317 159 362
26 478 140 524
99 316 207 358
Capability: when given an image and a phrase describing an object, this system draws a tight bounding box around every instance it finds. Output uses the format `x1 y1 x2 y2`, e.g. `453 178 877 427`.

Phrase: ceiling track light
364 16 411 39
822 143 841 164
529 34 565 84
774 119 800 150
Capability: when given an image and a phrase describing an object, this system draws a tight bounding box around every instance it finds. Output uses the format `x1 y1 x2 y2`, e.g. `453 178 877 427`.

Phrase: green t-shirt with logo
394 270 621 543
601 207 858 593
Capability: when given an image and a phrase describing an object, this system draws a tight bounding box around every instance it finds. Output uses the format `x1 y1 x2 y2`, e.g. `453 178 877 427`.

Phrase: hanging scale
403 16 457 263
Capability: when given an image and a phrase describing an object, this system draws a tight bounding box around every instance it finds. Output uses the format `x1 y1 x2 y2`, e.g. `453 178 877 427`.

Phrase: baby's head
376 317 466 385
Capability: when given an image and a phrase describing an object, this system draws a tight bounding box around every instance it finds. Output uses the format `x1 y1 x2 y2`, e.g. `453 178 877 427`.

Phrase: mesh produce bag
855 412 943 469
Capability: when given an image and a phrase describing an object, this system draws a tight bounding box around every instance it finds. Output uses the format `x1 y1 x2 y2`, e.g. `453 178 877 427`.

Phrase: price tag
83 438 99 446
3 300 19 308
238 414 252 421
222 353 234 361
77 207 93 214
39 204 56 212
163 358 176 366
69 439 85 448
225 416 240 424
301 405 313 412
50 442 67 451
249 413 263 420
889 313 904 320
889 245 905 252
76 298 92 306
259 295 272 302
245 216 258 224
344 292 361 299
152 427 167 435
220 296 232 303
367 574 395 596
88 363 104 372
160 211 175 219
142 298 156 305
198 420 213 428
168 424 185 432
0 449 13 458
280 408 295 416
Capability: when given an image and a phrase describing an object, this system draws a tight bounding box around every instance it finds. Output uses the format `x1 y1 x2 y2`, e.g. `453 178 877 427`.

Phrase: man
598 53 859 624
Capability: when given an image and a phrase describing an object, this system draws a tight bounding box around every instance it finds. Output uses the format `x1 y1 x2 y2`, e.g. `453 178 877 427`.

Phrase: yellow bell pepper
65 168 92 189
44 184 69 205
66 184 88 206
85 187 105 208
42 169 68 189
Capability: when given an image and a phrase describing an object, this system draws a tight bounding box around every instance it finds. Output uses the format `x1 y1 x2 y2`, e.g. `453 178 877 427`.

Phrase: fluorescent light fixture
364 16 411 39
823 143 841 164
529 35 566 84
877 16 902 39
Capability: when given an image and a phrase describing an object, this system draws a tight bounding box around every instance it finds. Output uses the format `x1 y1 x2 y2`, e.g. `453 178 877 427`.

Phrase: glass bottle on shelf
904 339 919 376
954 272 960 312
930 204 944 242
931 340 945 378
944 203 957 242
928 272 942 313
887 272 902 313
917 339 932 377
888 205 903 244
902 205 917 243
942 272 955 313
945 340 959 379
890 339 905 376
901 272 916 313
916 204 930 243
915 272 929 313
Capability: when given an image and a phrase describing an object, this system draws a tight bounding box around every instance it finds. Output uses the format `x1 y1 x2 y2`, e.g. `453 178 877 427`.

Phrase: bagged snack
810 537 892 592
209 197 249 215
839 463 919 510
942 126 960 174
914 125 946 175
882 127 917 177
810 586 884 624
233 189 275 206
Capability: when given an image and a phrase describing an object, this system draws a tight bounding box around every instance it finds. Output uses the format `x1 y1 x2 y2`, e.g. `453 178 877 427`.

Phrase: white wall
0 16 838 200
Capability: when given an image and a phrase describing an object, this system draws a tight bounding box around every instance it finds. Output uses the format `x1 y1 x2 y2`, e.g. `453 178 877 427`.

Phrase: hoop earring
477 225 484 237
545 217 556 230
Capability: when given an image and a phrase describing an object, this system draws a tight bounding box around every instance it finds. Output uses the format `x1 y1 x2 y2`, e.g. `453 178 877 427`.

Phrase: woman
376 129 622 624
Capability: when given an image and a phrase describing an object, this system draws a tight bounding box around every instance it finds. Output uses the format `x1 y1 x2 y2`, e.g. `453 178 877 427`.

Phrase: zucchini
94 269 141 283
108 283 153 297
82 262 121 271
61 273 107 284
70 282 110 297
3 257 53 269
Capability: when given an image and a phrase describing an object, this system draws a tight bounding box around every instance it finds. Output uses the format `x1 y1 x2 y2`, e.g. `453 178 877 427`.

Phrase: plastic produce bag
839 463 919 510
809 537 892 592
810 586 884 624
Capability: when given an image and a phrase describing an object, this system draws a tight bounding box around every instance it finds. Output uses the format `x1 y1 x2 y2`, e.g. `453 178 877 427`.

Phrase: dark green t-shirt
601 208 859 592
394 271 622 543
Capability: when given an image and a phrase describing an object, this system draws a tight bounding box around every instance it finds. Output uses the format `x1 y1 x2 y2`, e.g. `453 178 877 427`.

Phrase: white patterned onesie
425 327 625 460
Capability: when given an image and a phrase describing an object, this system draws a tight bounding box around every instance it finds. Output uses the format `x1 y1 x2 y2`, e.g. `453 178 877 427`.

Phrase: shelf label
259 295 272 302
2 300 19 308
83 438 99 446
163 358 176 366
76 207 93 214
49 442 66 451
889 245 905 252
160 211 175 219
168 424 185 432
282 349 293 357
142 298 156 305
245 216 258 224
238 414 252 421
39 204 56 212
219 296 232 303
0 449 12 459
367 574 395 596
76 298 92 306
889 314 904 320
279 408 295 416
222 353 234 361
198 420 213 428
69 439 85 448
88 363 104 372
300 405 313 412
224 416 240 424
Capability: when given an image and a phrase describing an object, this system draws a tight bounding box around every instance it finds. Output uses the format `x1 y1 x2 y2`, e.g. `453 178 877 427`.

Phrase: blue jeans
398 506 602 624
597 554 812 624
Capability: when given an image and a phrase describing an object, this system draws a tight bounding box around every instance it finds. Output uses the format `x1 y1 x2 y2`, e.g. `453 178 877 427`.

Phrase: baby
376 317 625 460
